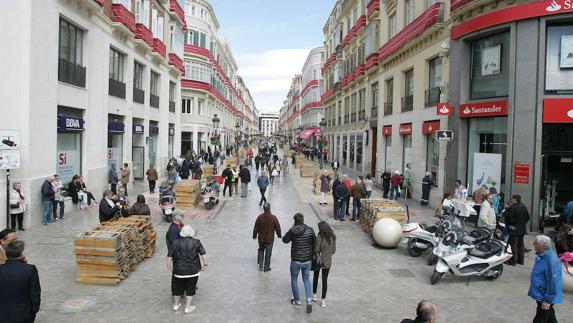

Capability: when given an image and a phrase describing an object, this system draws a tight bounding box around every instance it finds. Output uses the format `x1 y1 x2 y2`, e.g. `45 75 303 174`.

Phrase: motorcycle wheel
485 264 504 280
427 253 438 266
431 270 444 285
165 214 172 223
205 201 214 210
407 239 423 257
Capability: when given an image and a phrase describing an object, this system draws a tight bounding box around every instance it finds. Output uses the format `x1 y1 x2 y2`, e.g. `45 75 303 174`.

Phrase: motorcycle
430 231 512 285
159 181 176 222
201 179 220 210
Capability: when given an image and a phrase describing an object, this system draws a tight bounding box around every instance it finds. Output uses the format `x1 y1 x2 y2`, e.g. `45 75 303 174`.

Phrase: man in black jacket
505 194 530 265
333 175 349 222
41 176 55 225
221 165 233 197
99 190 119 223
0 240 41 323
239 165 251 198
401 300 438 323
282 213 316 314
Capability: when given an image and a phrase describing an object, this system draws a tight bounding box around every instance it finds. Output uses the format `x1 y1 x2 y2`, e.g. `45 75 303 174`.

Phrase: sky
209 0 334 113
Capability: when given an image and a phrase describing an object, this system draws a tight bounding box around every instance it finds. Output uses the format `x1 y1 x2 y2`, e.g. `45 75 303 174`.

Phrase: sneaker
320 299 326 307
312 294 318 302
263 268 271 272
173 303 182 311
290 299 301 307
184 306 196 314
306 303 312 313
340 219 346 222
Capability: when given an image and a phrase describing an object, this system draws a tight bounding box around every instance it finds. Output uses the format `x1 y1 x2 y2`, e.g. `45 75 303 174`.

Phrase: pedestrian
390 170 401 200
232 166 240 195
270 164 278 185
9 182 26 231
529 235 562 323
452 179 467 199
505 194 530 266
146 164 159 194
98 190 119 223
319 170 331 205
255 154 261 171
168 165 178 184
239 165 251 198
563 198 573 225
382 169 391 199
108 163 119 195
52 175 65 221
312 221 336 308
0 240 41 323
282 213 316 314
167 225 208 314
120 163 131 196
222 165 233 197
166 210 185 254
0 229 17 265
344 176 352 216
331 160 339 176
257 171 270 207
472 185 487 223
489 187 501 219
333 175 349 222
478 194 497 231
401 300 439 323
180 159 191 180
282 157 289 176
555 224 573 256
421 172 435 206
331 176 341 218
364 174 373 199
40 176 55 226
349 178 366 221
252 203 282 272
129 195 151 215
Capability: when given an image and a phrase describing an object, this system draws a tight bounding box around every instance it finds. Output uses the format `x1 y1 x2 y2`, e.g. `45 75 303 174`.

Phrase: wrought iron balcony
58 58 86 88
109 78 126 99
133 87 144 104
150 94 160 108
384 101 393 116
425 87 441 107
401 96 413 112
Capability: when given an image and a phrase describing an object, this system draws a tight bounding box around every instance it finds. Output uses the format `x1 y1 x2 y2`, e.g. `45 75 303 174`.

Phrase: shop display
202 166 215 181
372 218 403 248
175 179 202 209
74 216 157 285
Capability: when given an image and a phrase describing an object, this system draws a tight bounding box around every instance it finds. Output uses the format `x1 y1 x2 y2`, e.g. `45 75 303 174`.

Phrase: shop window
426 135 439 184
402 135 412 173
350 135 356 169
384 136 392 170
470 31 510 100
57 133 81 186
426 57 442 107
542 124 573 152
357 135 363 171
546 24 573 93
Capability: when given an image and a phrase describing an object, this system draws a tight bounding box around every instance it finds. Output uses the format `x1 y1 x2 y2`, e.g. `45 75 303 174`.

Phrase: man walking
282 213 316 314
120 163 131 196
239 165 251 198
333 175 349 222
505 194 530 265
41 176 55 225
252 203 281 272
108 164 119 195
257 171 270 206
349 178 366 221
528 235 562 323
222 164 234 197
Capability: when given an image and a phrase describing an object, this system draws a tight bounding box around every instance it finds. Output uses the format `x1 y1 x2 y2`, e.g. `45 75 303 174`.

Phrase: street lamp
319 117 326 169
212 114 220 133
235 121 241 152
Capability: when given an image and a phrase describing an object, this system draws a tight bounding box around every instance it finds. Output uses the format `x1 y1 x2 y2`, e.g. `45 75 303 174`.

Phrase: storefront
57 114 84 185
382 125 392 171
168 125 175 158
148 121 159 166
399 123 412 173
422 120 440 184
132 123 145 179
107 116 124 169
181 132 193 156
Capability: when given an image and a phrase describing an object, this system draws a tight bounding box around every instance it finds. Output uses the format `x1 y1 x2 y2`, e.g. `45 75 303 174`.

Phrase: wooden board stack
175 179 201 209
74 216 157 285
359 199 406 234
225 157 237 167
313 169 334 195
295 155 305 169
300 163 315 178
202 166 215 181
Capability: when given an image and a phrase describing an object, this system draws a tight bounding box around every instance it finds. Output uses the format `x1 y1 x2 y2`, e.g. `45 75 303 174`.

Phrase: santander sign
546 0 573 12
459 100 509 118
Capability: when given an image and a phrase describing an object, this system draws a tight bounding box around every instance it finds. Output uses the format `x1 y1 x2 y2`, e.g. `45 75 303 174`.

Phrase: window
546 24 573 92
200 33 206 48
171 25 184 57
402 69 414 112
197 98 204 115
191 5 196 16
59 19 83 65
358 89 366 120
112 0 131 10
150 72 159 95
426 57 442 107
351 93 357 122
389 14 397 38
470 31 510 100
371 82 378 109
109 48 124 82
135 0 150 26
365 22 380 56
426 135 439 184
426 0 437 8
184 59 212 83
406 0 416 24
169 82 176 112
151 7 163 40
385 78 393 115
344 97 350 123
182 98 193 114
134 62 144 90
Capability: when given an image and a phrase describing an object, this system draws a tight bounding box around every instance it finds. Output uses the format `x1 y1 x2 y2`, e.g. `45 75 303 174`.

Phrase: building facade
259 113 279 137
300 47 326 144
280 75 303 140
0 0 185 229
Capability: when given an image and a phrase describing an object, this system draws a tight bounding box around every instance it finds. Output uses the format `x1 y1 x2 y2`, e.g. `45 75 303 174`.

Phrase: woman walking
319 170 331 205
146 164 158 194
364 174 373 199
312 221 336 307
168 225 208 314
9 183 26 231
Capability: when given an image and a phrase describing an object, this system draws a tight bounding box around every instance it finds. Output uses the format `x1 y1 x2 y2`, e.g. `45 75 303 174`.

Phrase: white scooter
431 231 512 284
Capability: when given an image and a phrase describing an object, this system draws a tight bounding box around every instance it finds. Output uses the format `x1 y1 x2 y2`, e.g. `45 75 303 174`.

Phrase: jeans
390 186 400 200
52 200 65 219
366 190 372 199
42 200 53 224
352 198 361 221
257 242 273 270
241 183 248 197
335 200 346 220
290 260 312 303
259 188 267 206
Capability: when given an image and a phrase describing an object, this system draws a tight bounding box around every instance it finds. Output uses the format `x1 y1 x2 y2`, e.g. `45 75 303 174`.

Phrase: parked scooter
159 181 176 222
201 179 220 210
430 231 512 284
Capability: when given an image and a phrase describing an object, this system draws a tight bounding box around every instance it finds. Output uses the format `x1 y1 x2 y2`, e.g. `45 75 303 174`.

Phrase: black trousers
259 188 267 206
10 212 23 230
345 197 350 215
148 180 156 193
533 301 558 323
508 234 525 265
257 241 273 270
313 268 330 299
52 200 65 219
110 184 117 195
223 181 232 197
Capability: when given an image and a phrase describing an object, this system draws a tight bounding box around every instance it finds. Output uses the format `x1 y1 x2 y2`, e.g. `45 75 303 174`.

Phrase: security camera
2 139 16 147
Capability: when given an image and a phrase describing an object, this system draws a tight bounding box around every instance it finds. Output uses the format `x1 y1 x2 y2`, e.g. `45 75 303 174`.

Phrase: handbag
312 253 324 271
10 203 19 209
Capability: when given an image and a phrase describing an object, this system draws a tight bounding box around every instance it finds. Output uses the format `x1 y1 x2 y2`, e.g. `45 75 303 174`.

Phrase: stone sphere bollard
372 218 402 248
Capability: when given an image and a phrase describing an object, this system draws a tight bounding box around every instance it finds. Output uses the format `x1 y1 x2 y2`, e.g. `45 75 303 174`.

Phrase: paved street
19 164 573 323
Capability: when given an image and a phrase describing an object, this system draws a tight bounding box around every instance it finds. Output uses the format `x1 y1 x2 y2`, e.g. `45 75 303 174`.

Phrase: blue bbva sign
57 116 84 132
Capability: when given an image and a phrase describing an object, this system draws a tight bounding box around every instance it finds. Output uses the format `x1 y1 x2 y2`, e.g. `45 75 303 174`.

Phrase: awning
313 128 322 137
399 123 412 136
299 128 315 140
422 120 440 134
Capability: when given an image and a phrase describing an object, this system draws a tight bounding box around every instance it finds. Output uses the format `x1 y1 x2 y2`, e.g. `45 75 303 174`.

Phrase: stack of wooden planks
202 166 215 181
175 179 201 209
225 157 237 168
299 163 314 178
359 199 406 234
295 155 305 169
313 169 334 195
74 216 157 285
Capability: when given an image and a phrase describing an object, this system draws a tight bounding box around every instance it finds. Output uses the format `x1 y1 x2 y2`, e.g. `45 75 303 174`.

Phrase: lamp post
319 117 326 169
235 121 241 153
211 114 220 149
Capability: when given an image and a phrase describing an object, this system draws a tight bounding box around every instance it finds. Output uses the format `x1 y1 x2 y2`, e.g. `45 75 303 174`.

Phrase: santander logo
463 107 471 115
439 105 450 114
567 109 573 119
547 0 561 11
546 0 573 12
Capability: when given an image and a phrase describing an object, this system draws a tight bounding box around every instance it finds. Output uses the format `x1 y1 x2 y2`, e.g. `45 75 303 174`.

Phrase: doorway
541 154 573 214
133 146 145 179
371 127 377 175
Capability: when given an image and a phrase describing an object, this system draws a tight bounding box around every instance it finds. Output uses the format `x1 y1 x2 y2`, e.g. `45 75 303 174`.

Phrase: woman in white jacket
477 193 497 230
9 182 26 231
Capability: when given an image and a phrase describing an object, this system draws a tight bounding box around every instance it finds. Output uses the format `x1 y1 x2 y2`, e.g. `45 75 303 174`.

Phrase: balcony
150 94 160 108
93 0 104 6
169 101 176 112
384 101 393 116
58 58 86 88
344 115 349 123
351 112 356 122
152 38 166 58
367 0 380 19
133 87 144 104
168 53 185 74
169 0 186 27
135 23 154 47
450 0 473 13
358 110 366 121
365 53 379 72
111 4 136 33
425 87 441 107
371 105 378 118
109 78 126 99
401 96 413 112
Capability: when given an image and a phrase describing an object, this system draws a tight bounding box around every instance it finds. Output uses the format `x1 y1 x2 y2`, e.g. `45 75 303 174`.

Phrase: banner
472 153 502 193
57 150 79 184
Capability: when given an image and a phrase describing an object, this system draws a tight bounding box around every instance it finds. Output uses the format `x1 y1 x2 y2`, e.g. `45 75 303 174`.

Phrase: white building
300 47 325 130
259 113 279 137
0 0 185 229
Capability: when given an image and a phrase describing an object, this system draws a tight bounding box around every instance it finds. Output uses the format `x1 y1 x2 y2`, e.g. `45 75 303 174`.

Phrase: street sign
436 130 454 141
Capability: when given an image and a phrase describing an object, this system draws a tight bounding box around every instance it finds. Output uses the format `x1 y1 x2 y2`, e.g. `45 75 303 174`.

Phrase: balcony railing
371 105 378 117
133 87 144 104
111 4 136 33
58 58 86 88
344 115 349 123
401 95 413 112
358 110 366 121
425 87 441 107
384 101 393 116
150 94 160 108
169 101 176 112
338 117 341 125
109 78 126 99
351 112 356 122
135 23 154 47
153 38 166 58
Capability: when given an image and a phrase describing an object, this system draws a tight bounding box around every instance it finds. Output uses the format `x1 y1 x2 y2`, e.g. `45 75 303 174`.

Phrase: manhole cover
388 269 415 278
59 296 97 313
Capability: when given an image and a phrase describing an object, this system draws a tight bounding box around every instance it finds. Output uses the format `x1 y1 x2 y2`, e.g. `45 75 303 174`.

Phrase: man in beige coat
121 163 131 196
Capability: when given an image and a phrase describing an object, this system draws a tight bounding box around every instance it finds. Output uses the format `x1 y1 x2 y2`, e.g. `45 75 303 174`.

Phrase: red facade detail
459 100 508 118
301 80 319 97
365 53 379 71
152 38 166 58
112 4 137 33
93 0 104 6
367 0 380 18
399 123 413 136
543 98 573 123
379 2 442 61
300 102 321 115
342 15 367 48
321 88 336 103
169 53 185 74
422 120 441 135
322 53 337 73
382 125 392 136
135 23 154 47
450 0 473 13
181 80 239 115
169 0 186 26
437 103 453 116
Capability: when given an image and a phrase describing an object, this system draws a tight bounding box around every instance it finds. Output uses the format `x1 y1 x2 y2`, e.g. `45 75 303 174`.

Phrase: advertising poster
57 150 79 184
108 148 120 169
481 45 501 75
560 35 573 68
472 153 502 193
